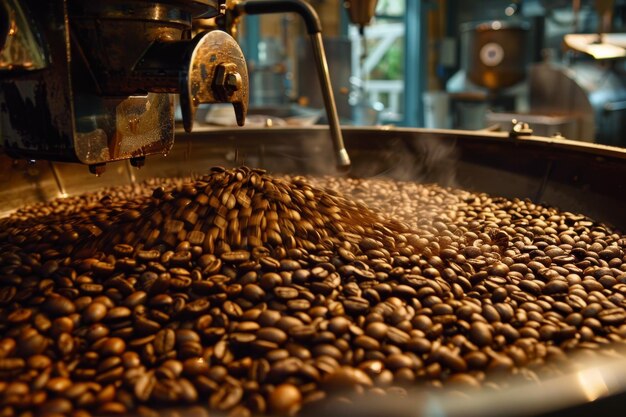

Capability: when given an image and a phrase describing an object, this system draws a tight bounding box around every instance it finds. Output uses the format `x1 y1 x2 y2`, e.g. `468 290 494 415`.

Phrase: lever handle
134 30 249 132
180 30 249 131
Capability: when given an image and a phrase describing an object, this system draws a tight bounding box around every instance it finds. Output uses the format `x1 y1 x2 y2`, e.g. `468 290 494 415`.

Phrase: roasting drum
2 126 626 416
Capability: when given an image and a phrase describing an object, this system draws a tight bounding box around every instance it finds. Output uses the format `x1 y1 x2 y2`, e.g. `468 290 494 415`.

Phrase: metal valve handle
134 30 249 132
180 30 249 132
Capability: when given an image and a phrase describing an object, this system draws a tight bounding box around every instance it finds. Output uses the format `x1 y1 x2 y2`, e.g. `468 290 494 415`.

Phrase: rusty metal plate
180 30 249 131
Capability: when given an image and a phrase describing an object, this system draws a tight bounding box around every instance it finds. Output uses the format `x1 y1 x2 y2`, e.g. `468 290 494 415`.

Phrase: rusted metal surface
182 30 249 130
0 0 250 170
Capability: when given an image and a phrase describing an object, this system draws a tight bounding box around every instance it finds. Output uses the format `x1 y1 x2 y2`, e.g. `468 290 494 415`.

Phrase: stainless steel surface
486 111 580 139
0 0 249 169
3 126 626 227
3 126 626 416
327 348 626 417
488 54 626 144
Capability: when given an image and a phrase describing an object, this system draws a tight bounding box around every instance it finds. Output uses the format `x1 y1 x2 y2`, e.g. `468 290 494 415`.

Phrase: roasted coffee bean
598 308 626 325
257 327 288 345
43 296 75 317
8 308 32 323
438 348 467 372
386 327 410 345
365 322 388 340
209 382 244 411
83 302 107 324
44 398 73 414
343 297 369 314
274 286 299 300
405 337 431 354
328 317 351 335
221 251 251 263
4 167 626 416
354 335 380 350
287 299 311 311
154 329 176 355
135 316 161 335
100 337 126 357
269 383 302 415
323 366 373 388
0 357 25 371
18 330 48 356
469 321 493 347
543 280 569 295
242 284 265 302
135 372 156 402
105 306 132 321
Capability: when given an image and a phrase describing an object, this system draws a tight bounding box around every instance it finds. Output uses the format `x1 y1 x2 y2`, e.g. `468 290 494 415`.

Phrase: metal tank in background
467 21 530 90
447 20 531 130
484 1 626 145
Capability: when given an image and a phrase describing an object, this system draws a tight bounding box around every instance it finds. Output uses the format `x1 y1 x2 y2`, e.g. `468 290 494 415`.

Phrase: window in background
349 0 406 124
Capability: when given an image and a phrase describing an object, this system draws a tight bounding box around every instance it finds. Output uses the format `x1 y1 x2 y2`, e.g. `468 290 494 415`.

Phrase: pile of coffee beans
1 166 626 417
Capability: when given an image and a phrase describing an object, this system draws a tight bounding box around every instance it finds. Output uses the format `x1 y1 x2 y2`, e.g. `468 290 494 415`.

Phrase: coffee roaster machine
450 1 626 145
446 20 531 131
0 0 350 171
3 0 626 416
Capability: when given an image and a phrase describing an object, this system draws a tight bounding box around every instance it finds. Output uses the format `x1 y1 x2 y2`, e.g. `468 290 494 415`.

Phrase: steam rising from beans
1 166 626 416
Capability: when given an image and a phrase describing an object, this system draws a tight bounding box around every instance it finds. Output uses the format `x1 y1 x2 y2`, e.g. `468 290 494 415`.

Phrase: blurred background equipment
214 0 626 145
344 0 379 28
446 19 530 130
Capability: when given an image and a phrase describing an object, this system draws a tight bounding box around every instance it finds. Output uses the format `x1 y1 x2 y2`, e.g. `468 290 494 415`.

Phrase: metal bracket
88 163 106 176
509 119 533 139
179 30 249 131
130 156 146 168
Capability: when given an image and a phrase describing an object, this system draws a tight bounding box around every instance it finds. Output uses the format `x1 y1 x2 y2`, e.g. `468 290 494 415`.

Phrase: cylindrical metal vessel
466 21 529 90
2 126 626 229
2 127 626 416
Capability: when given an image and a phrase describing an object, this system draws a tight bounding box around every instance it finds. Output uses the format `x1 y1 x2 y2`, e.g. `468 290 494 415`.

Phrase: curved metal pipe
237 0 321 34
236 0 351 170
